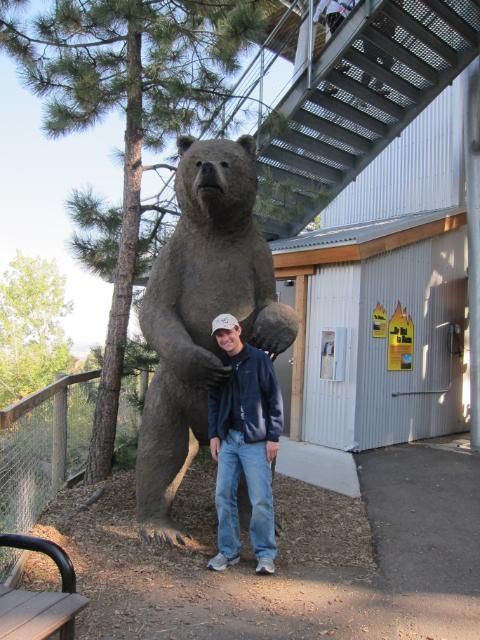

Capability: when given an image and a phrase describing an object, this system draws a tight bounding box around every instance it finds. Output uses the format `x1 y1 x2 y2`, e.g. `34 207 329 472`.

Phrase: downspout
464 57 480 451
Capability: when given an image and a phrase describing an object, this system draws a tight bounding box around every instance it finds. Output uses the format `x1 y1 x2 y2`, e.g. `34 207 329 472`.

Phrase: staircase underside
256 0 480 239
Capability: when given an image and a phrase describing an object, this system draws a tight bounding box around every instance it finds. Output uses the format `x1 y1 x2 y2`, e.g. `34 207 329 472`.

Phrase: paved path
354 442 480 640
277 437 361 498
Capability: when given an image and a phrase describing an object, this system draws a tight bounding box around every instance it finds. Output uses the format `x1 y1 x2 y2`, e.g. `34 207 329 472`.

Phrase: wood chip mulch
21 456 375 639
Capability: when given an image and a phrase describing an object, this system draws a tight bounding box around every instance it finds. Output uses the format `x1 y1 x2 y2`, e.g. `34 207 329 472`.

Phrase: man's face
214 326 243 356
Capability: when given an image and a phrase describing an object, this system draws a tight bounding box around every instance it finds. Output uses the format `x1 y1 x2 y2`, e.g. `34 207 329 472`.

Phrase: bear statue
136 134 298 544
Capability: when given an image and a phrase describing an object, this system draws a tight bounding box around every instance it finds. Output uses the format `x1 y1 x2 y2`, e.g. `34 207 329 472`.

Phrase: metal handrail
0 534 77 593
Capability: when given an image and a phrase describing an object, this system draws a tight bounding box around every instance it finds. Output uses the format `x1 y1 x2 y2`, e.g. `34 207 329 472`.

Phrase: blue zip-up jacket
208 343 284 443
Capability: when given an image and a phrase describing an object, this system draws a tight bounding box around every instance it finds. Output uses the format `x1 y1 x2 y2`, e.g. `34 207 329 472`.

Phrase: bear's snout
195 161 224 194
201 161 215 176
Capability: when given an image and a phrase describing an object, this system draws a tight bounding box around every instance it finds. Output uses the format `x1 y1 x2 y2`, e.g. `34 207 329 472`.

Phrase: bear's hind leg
136 371 199 546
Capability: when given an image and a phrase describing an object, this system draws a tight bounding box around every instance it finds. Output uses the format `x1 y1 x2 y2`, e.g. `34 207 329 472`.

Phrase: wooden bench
0 534 88 640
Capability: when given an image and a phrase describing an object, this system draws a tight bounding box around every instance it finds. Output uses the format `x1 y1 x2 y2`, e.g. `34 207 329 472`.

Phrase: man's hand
210 437 221 462
266 440 279 463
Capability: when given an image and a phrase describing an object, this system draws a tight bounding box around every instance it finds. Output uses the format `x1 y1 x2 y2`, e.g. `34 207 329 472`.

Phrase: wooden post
290 274 308 441
52 373 68 492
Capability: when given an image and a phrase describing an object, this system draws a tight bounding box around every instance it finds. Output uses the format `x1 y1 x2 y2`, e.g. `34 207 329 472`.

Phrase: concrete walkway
276 437 361 498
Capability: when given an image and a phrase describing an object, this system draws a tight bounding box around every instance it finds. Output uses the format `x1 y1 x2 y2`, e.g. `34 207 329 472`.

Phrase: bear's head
175 135 257 230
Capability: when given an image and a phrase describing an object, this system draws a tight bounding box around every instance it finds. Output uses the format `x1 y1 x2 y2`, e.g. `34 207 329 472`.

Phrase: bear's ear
236 135 256 160
177 135 196 157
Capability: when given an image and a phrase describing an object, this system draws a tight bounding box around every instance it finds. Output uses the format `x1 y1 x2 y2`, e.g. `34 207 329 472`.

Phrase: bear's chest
177 239 258 345
180 248 256 303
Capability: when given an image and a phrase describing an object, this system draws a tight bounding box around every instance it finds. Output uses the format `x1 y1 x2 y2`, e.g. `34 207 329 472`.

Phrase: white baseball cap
211 313 240 335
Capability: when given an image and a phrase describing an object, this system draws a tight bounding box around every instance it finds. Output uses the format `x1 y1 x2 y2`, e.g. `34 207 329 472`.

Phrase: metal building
270 72 470 451
321 73 465 227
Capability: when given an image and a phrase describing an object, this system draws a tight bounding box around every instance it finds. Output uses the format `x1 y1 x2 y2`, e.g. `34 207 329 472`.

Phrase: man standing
207 313 283 575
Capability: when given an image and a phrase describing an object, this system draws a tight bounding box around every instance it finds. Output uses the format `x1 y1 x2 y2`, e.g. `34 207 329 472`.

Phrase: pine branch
144 214 165 244
0 18 126 49
145 0 257 6
142 162 176 172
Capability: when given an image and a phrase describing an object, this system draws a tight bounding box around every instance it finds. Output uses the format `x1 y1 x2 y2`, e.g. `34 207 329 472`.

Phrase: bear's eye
196 160 202 167
221 161 229 169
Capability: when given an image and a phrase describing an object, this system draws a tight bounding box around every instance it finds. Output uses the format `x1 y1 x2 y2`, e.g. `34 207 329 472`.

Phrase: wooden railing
0 370 102 492
0 371 101 431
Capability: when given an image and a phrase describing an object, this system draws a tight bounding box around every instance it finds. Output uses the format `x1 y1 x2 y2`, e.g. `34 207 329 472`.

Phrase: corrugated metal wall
355 229 468 450
321 73 465 228
303 264 361 450
302 229 468 451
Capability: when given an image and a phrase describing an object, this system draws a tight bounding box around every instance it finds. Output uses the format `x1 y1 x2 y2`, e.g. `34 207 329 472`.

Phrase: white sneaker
207 552 240 572
255 558 275 575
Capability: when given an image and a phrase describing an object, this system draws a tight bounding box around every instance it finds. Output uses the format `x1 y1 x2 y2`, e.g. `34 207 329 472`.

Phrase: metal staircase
256 0 480 238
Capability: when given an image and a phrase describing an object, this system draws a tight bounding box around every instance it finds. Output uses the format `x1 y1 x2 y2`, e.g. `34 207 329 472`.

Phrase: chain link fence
0 372 139 581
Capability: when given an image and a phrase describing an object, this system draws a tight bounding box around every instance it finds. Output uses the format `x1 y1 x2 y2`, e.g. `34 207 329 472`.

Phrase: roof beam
271 212 467 268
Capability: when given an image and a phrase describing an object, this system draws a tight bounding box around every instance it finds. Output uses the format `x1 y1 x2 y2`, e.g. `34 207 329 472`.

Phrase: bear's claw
139 522 192 548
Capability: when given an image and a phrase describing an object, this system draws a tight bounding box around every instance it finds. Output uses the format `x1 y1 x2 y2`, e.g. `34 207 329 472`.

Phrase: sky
0 55 166 359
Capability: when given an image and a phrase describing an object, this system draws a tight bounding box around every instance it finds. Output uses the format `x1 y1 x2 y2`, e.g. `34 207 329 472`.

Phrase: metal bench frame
0 534 87 640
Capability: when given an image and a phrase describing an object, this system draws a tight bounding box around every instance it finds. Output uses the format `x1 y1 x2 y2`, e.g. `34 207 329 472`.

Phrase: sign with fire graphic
371 302 387 338
388 301 414 371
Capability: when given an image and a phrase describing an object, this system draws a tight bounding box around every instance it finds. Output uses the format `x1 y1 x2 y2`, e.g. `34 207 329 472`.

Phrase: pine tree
1 0 268 482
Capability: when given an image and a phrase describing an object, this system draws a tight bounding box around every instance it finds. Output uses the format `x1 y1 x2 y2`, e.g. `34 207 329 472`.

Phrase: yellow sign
372 302 387 338
388 301 414 371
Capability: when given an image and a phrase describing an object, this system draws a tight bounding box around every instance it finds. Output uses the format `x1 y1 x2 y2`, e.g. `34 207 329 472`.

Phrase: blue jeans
215 430 277 560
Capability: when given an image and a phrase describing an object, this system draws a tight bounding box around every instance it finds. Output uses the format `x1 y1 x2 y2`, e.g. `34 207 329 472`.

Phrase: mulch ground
22 454 376 639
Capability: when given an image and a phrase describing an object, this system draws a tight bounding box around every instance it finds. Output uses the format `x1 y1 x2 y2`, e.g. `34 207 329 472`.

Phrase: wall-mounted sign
388 301 414 371
320 327 347 381
371 302 387 338
320 329 335 380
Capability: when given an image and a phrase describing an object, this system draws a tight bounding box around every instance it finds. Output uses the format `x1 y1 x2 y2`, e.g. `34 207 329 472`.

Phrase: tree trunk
85 20 143 484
